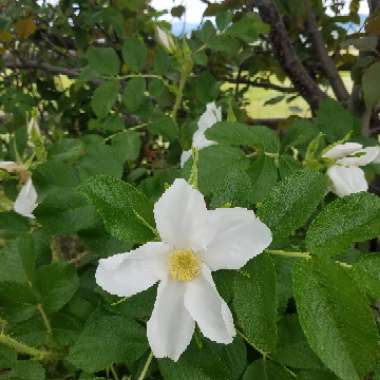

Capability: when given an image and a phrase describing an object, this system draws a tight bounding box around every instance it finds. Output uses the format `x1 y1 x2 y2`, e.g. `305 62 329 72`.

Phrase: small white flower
14 178 38 219
181 103 222 167
322 142 380 197
96 179 272 361
156 26 176 54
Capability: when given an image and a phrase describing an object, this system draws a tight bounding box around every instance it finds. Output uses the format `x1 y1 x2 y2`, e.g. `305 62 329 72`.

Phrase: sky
151 0 369 23
41 0 370 22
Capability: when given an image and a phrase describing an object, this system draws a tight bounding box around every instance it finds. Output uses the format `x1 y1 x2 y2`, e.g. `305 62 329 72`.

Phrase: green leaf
91 80 119 119
0 345 17 367
293 258 379 380
243 359 293 380
35 262 79 313
111 130 141 161
194 145 250 197
206 122 280 153
315 99 360 143
297 370 339 380
233 254 277 354
123 77 145 112
86 47 120 76
362 61 380 109
210 171 253 208
278 154 302 179
122 38 147 72
283 118 319 150
193 72 219 103
0 282 37 323
35 189 99 235
77 135 124 179
148 116 179 141
273 315 323 370
158 338 246 380
0 234 36 283
351 253 380 300
227 13 270 42
248 154 278 203
88 115 124 133
68 309 148 372
79 175 155 243
8 360 46 380
306 192 380 258
257 169 327 241
0 212 29 239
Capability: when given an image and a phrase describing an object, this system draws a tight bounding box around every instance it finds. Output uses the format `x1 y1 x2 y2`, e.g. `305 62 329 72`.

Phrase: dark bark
305 1 349 103
223 76 295 93
255 0 326 112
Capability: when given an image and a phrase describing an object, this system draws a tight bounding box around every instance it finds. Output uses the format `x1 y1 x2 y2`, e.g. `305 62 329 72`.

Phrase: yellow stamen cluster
168 249 200 281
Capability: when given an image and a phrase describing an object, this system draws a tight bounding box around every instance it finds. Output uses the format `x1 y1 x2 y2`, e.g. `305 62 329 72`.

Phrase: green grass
226 72 353 119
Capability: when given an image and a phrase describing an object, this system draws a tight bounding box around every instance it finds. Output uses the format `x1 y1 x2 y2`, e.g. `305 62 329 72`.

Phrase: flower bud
156 26 176 54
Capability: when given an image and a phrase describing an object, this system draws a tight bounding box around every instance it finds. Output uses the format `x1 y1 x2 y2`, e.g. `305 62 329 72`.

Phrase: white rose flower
180 102 222 167
96 179 272 361
14 178 38 219
322 142 380 197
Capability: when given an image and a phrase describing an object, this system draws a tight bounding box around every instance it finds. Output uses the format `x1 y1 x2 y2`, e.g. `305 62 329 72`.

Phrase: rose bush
1 1 380 380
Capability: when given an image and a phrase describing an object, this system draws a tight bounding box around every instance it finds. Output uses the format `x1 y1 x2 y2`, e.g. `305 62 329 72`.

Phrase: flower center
168 249 200 281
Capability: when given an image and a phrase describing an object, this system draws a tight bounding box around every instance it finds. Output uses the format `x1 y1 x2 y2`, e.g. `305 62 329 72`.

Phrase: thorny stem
171 59 193 122
137 351 154 380
0 333 57 361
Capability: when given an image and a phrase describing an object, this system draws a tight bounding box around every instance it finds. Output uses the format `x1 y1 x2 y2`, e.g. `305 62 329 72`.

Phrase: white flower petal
154 179 208 250
198 102 222 132
147 278 195 361
14 178 38 219
192 129 217 151
180 150 192 168
337 146 380 166
95 242 170 297
201 208 272 271
327 165 368 197
0 161 19 172
374 148 380 164
322 142 363 160
184 264 235 344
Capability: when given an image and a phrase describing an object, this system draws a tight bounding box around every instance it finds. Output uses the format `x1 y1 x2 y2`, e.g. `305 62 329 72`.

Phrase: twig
0 333 57 361
137 351 154 380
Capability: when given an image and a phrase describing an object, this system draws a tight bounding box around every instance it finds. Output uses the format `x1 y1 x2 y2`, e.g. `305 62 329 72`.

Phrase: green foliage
79 175 155 243
315 99 360 142
123 77 146 112
0 1 379 379
68 309 148 372
158 338 246 380
293 258 379 380
206 122 280 152
257 169 327 241
362 61 380 109
91 80 119 118
233 254 277 353
306 192 380 257
122 38 147 72
86 47 120 76
243 359 293 380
